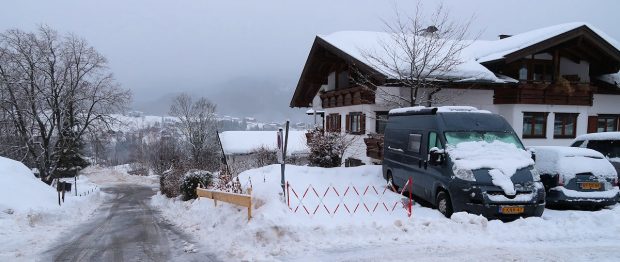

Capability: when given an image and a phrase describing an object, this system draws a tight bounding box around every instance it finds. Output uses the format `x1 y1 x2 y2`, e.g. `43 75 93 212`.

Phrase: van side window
428 132 443 151
408 134 422 153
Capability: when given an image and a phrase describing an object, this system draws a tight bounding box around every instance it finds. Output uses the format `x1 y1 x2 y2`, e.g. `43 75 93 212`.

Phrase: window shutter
345 114 351 133
360 114 366 134
337 114 342 132
587 116 598 133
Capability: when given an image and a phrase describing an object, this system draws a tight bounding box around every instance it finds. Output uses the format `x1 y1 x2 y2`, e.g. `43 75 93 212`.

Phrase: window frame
523 112 548 139
375 111 389 134
553 113 578 139
326 113 341 132
408 133 422 153
597 115 619 133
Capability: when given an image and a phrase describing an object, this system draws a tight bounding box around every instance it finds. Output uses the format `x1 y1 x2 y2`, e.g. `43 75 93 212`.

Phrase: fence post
286 181 290 209
408 177 412 218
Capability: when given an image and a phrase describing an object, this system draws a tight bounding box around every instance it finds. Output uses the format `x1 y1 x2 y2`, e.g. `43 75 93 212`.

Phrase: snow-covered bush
180 170 214 201
160 167 185 198
306 129 353 168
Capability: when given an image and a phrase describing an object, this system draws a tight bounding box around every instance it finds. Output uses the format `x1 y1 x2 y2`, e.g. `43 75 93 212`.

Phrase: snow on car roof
531 146 616 180
388 106 491 115
574 132 620 141
219 130 309 155
530 146 605 158
319 22 620 85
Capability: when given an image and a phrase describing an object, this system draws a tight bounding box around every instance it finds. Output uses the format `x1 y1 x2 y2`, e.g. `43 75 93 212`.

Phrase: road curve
43 185 218 262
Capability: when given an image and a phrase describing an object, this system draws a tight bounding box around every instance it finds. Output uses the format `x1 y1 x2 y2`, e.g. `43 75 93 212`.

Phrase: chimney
499 34 512 39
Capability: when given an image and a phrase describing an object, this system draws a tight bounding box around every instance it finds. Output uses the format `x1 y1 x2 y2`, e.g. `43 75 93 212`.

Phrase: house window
375 111 388 134
523 112 548 138
408 134 422 153
597 115 619 132
554 113 578 138
346 112 365 135
325 113 341 132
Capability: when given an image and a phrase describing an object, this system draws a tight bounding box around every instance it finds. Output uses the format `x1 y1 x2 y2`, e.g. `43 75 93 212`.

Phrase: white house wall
313 87 620 165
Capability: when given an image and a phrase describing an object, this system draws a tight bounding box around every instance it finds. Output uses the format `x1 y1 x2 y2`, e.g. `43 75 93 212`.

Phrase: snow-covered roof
318 22 620 84
388 106 491 115
219 131 309 155
574 132 620 141
531 146 604 159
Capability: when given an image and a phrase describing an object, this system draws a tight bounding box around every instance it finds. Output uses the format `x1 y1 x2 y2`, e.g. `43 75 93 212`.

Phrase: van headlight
530 169 541 182
454 168 476 181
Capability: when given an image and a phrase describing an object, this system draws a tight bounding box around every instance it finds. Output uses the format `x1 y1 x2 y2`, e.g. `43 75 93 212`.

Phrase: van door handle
388 146 404 152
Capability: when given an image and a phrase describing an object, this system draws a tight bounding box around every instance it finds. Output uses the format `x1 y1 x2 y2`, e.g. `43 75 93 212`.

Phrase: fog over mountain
2 0 619 122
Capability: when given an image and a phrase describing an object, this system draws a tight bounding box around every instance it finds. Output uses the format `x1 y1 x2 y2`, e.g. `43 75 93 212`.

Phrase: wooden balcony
494 83 594 106
320 86 375 108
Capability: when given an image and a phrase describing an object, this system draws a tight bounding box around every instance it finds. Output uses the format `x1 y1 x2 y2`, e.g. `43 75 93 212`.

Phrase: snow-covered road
42 184 219 262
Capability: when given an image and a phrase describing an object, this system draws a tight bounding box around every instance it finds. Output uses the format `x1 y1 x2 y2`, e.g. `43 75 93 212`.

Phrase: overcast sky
1 0 619 121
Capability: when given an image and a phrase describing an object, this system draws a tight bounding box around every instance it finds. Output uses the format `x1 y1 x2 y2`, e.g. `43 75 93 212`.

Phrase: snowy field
0 158 108 261
151 164 620 262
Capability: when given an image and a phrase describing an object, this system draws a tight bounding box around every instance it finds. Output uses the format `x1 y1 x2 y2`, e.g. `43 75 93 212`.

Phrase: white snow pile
219 131 309 155
447 141 534 195
388 106 491 115
81 164 159 186
574 131 620 141
151 164 620 261
0 157 106 261
0 157 57 213
532 146 617 181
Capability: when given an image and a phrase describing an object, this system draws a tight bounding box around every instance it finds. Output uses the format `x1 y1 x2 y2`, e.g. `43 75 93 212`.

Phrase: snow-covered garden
151 164 620 261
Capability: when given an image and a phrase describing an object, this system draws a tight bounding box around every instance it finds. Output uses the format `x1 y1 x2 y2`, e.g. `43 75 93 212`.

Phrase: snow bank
448 141 534 195
219 131 309 155
0 157 57 213
0 159 106 261
533 146 617 182
151 164 620 261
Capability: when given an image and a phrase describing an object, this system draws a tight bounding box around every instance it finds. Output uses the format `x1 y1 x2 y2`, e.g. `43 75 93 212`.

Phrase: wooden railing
196 187 253 221
494 84 593 106
320 86 375 108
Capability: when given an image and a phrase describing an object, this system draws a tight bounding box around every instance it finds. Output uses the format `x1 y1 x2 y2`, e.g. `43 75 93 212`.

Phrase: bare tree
357 2 477 107
169 93 219 170
0 26 131 183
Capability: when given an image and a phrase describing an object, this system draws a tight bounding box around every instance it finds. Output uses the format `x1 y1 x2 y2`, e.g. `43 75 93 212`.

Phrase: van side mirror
429 147 445 166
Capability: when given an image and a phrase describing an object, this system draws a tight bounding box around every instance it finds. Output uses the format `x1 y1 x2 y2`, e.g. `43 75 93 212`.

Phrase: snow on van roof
388 106 491 115
531 146 616 181
574 132 620 141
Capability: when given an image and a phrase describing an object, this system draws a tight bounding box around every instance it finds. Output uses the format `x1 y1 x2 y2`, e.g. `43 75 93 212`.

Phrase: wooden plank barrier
196 187 253 221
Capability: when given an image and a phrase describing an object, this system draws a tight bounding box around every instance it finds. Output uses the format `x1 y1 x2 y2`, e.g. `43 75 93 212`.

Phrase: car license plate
499 206 524 214
580 182 602 190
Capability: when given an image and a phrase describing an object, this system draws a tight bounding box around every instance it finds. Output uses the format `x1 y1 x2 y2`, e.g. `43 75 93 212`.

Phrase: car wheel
436 191 453 218
387 172 398 192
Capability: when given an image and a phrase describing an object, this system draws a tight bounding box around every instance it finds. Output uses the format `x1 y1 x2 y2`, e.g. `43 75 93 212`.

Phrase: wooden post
247 188 252 221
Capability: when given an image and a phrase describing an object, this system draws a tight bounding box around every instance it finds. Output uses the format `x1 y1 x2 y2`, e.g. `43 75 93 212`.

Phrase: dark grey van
382 107 545 219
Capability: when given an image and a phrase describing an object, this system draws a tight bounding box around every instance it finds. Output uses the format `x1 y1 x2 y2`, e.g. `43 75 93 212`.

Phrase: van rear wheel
436 191 453 218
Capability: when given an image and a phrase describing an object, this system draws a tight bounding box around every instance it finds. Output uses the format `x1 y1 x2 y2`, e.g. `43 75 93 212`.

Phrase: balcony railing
320 86 375 108
494 83 593 106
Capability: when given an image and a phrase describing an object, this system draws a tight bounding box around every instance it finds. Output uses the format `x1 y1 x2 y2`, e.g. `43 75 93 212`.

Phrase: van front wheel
387 173 398 192
436 191 453 218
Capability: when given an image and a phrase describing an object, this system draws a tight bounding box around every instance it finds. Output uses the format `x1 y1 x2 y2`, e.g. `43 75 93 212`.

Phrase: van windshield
444 131 524 149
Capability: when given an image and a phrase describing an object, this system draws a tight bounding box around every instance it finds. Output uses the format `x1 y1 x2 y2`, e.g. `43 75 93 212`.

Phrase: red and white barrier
286 177 413 218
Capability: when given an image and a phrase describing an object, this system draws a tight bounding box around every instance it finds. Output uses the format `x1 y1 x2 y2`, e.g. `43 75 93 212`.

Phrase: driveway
43 185 219 262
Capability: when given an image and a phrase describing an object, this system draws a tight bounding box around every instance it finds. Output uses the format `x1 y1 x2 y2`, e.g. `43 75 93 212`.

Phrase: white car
531 146 619 208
